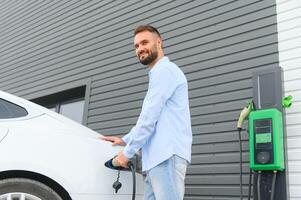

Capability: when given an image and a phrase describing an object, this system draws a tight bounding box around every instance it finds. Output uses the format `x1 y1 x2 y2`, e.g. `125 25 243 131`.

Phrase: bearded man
102 25 192 200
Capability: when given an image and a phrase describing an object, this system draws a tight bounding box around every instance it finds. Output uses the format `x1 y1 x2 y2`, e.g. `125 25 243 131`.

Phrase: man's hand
115 151 129 168
100 135 126 146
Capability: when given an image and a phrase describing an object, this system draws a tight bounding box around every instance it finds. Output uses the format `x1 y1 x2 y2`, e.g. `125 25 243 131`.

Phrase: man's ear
157 38 162 50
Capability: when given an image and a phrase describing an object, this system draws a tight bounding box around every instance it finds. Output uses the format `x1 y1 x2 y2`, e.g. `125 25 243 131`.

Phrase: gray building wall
0 0 279 199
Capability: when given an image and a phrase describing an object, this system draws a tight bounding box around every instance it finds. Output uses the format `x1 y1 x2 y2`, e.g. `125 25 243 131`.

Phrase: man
102 25 192 200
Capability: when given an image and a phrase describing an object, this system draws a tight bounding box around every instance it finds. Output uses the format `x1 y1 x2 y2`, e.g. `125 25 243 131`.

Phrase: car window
0 98 28 118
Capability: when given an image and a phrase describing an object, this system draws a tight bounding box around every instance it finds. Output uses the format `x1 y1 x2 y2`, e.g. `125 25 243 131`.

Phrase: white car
0 90 143 200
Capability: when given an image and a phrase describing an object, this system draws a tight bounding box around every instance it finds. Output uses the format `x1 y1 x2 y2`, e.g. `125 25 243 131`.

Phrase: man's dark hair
134 25 161 38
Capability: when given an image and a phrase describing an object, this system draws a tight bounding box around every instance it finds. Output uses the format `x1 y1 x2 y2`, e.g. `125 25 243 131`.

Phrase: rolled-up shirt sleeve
123 66 176 159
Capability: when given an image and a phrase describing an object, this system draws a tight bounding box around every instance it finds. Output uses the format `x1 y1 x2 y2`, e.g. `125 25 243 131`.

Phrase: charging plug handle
237 102 253 129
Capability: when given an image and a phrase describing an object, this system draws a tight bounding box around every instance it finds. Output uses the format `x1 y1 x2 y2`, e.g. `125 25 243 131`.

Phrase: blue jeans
144 155 188 200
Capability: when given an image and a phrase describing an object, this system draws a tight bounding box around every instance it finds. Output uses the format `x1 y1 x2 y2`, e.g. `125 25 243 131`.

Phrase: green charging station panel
249 108 284 171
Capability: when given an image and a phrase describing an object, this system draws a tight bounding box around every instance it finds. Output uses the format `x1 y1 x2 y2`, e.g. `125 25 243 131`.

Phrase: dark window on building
0 98 28 119
31 86 86 124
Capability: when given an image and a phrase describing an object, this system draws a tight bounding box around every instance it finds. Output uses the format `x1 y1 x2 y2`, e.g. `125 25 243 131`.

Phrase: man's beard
138 47 158 65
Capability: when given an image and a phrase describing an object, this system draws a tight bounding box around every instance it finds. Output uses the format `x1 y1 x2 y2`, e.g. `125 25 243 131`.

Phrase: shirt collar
149 56 169 75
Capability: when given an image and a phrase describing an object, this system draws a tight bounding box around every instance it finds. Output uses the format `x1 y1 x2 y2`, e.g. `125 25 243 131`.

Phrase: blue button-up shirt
122 56 192 171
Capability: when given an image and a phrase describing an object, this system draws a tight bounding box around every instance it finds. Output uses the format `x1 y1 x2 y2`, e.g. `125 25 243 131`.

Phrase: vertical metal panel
0 0 279 199
276 0 301 199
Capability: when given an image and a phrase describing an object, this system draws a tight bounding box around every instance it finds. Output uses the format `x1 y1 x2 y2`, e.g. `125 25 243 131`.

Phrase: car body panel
0 90 143 199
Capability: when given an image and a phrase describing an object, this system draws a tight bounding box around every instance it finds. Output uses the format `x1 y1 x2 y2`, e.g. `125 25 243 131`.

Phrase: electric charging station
249 108 284 171
251 67 289 200
238 67 291 200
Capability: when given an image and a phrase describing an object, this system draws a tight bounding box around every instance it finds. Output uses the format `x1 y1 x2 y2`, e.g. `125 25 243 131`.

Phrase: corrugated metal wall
276 0 301 199
0 0 279 199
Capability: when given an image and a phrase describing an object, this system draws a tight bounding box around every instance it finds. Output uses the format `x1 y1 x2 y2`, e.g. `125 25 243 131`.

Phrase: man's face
134 31 160 66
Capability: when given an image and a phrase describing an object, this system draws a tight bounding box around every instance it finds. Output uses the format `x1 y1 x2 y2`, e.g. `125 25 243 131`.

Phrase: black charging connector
104 156 137 200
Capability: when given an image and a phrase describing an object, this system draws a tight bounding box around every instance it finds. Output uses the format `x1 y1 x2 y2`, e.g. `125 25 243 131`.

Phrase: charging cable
237 101 253 200
238 128 243 200
257 171 261 200
128 161 136 200
270 170 277 200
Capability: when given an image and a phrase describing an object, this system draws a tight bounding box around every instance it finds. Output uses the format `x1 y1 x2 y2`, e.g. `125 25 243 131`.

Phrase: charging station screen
254 119 274 164
256 133 272 143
